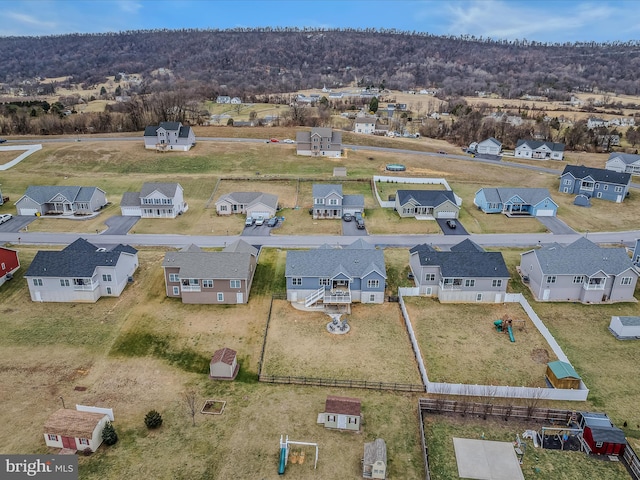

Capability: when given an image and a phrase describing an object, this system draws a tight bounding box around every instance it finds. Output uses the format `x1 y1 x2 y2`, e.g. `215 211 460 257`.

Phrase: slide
278 447 287 475
507 325 515 342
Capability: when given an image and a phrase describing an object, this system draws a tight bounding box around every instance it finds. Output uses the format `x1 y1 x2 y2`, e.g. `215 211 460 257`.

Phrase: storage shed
209 347 239 380
609 316 640 339
318 395 361 431
363 438 387 479
577 411 627 456
43 409 109 452
545 361 581 389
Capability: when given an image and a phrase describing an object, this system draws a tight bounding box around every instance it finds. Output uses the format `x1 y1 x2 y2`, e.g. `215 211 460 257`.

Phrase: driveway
537 216 576 235
342 218 368 236
102 216 140 235
0 215 37 233
436 218 469 235
241 223 273 236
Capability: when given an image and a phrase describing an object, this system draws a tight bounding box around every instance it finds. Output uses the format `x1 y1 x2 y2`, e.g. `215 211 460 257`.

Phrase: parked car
282 138 295 144
245 216 255 227
0 214 13 224
354 212 365 229
446 219 457 229
438 150 447 154
255 215 265 226
342 213 353 222
0 139 6 144
267 217 279 227
269 138 279 143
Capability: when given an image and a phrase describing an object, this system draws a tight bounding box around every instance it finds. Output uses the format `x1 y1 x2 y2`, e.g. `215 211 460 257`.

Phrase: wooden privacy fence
259 374 425 392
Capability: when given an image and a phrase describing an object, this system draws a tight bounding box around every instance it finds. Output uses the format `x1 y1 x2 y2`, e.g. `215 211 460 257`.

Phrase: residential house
162 240 258 304
559 165 631 203
44 408 110 452
605 152 640 176
577 412 627 456
230 97 242 104
519 237 638 303
312 184 364 219
215 192 278 218
0 246 19 288
587 117 607 129
318 395 361 431
25 238 139 303
633 239 640 266
409 239 510 303
476 137 502 155
354 115 378 134
209 347 239 380
395 190 459 219
15 186 107 216
143 121 196 151
216 96 231 104
363 438 387 479
515 140 565 160
474 188 558 217
285 239 387 307
120 182 187 218
296 127 342 157
597 134 620 148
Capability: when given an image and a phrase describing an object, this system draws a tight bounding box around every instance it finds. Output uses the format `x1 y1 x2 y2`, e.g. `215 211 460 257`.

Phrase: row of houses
6 236 638 307
472 137 566 160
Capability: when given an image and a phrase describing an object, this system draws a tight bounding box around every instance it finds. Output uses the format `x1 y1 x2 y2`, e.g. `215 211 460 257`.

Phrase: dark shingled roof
562 165 631 185
396 189 457 208
325 395 361 416
410 242 509 278
211 347 237 366
516 139 565 152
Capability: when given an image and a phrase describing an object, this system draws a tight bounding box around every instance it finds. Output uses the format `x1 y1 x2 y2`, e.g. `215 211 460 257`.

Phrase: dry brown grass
405 297 557 387
262 301 422 385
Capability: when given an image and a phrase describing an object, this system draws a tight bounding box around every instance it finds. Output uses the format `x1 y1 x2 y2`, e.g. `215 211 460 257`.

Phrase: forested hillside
2 28 640 97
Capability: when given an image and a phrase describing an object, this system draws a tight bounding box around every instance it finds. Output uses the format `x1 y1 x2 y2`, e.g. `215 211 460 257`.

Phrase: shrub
144 410 163 429
102 421 118 446
82 447 93 456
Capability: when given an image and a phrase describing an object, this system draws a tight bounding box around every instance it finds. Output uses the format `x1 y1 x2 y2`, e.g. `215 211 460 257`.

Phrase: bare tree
184 390 198 426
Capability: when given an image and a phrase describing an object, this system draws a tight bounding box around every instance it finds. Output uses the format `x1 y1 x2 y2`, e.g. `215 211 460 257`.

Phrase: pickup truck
245 216 255 227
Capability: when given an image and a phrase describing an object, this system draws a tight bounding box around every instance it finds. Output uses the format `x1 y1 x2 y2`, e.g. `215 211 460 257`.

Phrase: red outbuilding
0 246 19 288
578 411 627 456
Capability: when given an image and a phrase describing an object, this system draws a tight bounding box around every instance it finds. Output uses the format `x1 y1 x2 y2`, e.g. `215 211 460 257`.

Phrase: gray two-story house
312 184 364 219
520 237 638 303
143 122 196 151
296 127 342 157
409 239 510 303
285 239 387 309
120 182 187 218
559 165 631 203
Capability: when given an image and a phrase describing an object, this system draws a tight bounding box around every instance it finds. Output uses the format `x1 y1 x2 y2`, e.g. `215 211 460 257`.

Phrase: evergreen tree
144 410 163 429
102 421 118 446
369 97 379 113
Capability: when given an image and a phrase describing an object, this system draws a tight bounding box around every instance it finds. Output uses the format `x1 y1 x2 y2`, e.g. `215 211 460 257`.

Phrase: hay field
262 301 422 385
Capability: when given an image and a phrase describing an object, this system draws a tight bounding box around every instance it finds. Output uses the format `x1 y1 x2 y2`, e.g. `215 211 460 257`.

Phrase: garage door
436 211 457 219
249 210 270 219
19 208 38 216
536 209 555 217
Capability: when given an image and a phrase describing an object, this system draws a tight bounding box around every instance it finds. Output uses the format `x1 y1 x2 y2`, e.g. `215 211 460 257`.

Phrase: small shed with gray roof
609 316 640 339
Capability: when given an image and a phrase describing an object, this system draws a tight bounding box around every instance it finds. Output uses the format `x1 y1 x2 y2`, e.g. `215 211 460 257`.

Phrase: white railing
583 283 605 290
324 293 352 304
74 283 98 291
305 287 325 307
181 285 201 292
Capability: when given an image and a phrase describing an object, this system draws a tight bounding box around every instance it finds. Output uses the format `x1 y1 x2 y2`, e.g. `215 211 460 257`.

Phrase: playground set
493 315 525 342
278 434 319 475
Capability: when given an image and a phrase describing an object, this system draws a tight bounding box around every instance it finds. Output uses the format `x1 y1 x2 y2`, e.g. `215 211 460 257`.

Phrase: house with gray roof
162 240 258 304
143 121 195 151
25 238 138 303
515 139 565 160
120 182 187 218
312 184 364 219
474 187 558 217
215 192 278 218
605 152 640 176
395 190 459 219
559 165 631 203
519 237 638 303
409 239 510 303
15 186 107 216
296 127 342 158
285 239 386 308
354 115 378 134
476 137 502 155
632 239 640 266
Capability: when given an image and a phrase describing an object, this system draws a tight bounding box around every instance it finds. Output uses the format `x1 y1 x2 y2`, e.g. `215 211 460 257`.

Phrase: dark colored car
446 219 457 229
0 139 6 143
354 212 365 229
267 217 279 227
342 213 353 222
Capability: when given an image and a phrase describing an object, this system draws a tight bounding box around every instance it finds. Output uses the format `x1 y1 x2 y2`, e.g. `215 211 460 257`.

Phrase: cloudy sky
2 0 638 43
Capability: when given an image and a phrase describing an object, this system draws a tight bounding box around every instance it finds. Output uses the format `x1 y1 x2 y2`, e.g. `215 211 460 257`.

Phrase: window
621 277 633 285
102 274 112 282
172 286 179 295
79 438 90 446
595 442 603 448
202 280 213 288
329 198 338 205
230 280 241 289
348 417 358 424
169 273 179 282
292 277 302 286
573 276 584 284
595 183 600 188
32 278 43 286
603 184 608 190
492 279 502 287
615 186 623 193
47 434 58 441
106 287 112 295
563 179 571 185
596 192 602 198
60 279 70 287
425 273 436 282
1 262 4 270
315 198 325 205
217 293 224 302
319 278 330 286
476 293 483 301
545 276 556 284
464 279 475 287
220 205 227 211
367 279 379 288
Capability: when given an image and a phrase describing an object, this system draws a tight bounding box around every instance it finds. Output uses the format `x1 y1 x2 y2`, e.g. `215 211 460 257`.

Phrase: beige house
318 395 361 431
44 409 110 452
215 191 278 218
162 240 258 304
209 347 239 380
363 438 387 479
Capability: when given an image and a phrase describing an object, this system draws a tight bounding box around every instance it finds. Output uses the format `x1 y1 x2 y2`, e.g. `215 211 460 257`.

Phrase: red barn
578 411 627 456
0 247 19 288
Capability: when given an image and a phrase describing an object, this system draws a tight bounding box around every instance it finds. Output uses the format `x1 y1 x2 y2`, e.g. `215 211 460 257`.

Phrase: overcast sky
3 0 639 43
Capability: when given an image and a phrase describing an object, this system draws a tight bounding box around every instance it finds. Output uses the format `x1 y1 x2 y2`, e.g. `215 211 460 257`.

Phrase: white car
255 215 265 226
0 214 13 224
282 139 295 144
